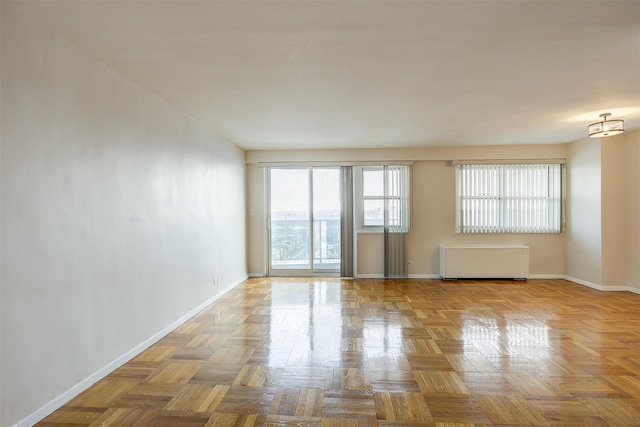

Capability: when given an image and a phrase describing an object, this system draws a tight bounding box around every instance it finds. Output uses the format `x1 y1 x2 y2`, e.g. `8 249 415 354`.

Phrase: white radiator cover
439 245 529 280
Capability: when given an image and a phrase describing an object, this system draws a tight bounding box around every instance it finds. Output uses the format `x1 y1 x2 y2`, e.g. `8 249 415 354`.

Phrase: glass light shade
588 117 625 138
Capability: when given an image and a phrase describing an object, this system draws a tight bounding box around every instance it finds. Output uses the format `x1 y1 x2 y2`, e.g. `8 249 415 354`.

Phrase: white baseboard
528 274 564 279
16 275 247 427
562 275 602 290
358 274 551 280
355 274 441 279
408 274 441 279
563 275 640 294
355 274 439 279
352 274 640 294
248 272 266 278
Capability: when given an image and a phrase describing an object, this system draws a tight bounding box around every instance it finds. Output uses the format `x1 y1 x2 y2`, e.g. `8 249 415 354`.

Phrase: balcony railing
271 218 340 270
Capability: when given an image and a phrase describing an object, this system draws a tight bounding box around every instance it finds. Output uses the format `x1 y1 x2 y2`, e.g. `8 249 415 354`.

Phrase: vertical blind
340 166 354 277
456 163 562 234
384 165 410 277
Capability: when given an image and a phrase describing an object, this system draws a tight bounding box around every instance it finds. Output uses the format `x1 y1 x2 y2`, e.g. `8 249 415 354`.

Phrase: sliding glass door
269 168 340 275
312 168 341 271
269 169 311 271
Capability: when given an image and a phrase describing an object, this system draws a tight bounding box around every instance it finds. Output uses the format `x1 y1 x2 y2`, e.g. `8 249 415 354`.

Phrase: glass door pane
270 169 311 270
313 169 340 271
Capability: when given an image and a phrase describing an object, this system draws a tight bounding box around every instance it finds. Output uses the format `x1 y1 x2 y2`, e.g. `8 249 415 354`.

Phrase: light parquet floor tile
36 278 640 426
90 407 159 426
37 407 105 426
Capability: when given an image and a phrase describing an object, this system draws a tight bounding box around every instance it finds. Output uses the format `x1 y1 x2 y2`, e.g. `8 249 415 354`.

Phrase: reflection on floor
37 278 640 426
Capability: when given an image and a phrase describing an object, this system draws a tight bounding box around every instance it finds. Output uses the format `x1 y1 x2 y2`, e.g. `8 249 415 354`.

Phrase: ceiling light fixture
588 113 625 138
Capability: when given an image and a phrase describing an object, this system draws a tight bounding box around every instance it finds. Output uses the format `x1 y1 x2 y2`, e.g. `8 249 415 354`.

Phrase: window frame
355 165 410 233
362 167 387 227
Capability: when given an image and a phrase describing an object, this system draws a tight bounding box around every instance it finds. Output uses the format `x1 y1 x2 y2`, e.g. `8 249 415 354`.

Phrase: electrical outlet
214 276 219 286
407 260 414 265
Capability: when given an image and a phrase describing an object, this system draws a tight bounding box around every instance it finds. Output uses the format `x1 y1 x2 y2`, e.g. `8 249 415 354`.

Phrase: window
359 165 410 230
455 163 563 234
362 168 385 226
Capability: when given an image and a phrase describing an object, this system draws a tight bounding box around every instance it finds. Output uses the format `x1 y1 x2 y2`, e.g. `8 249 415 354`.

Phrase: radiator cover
439 245 529 280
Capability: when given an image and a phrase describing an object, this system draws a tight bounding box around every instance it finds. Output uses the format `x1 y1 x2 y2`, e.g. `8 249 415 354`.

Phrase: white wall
1 9 247 426
625 130 640 291
246 164 266 276
564 131 640 292
565 138 602 286
601 135 628 288
247 145 567 277
409 161 564 277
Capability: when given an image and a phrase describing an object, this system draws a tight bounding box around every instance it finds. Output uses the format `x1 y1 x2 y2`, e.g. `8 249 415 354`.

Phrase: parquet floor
37 278 640 426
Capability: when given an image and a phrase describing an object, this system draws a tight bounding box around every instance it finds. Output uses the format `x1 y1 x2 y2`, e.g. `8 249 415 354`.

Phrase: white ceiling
7 0 640 150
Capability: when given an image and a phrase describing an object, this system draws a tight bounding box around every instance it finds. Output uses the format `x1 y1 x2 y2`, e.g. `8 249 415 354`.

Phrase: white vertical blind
456 163 562 233
384 165 410 232
384 165 410 277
